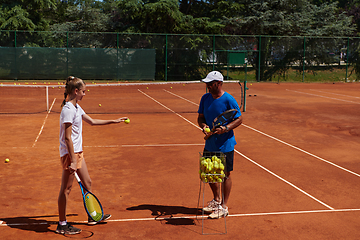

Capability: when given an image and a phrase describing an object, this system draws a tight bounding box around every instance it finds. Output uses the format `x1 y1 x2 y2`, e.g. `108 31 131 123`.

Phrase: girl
56 76 128 235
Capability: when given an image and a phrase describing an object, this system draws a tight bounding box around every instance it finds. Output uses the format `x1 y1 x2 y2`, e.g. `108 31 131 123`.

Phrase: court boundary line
234 149 334 209
2 208 360 227
138 89 201 130
32 98 56 148
286 89 360 104
140 89 334 209
242 124 360 178
310 89 360 99
163 89 360 179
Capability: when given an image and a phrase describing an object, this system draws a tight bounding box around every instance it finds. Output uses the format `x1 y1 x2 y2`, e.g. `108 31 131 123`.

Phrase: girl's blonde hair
61 76 85 107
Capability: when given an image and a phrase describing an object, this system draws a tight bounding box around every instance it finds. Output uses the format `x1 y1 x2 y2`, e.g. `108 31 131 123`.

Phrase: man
197 71 242 218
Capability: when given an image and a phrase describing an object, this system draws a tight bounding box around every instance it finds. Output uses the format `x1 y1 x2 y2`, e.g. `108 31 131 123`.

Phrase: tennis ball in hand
205 128 211 133
5 158 9 163
124 118 130 124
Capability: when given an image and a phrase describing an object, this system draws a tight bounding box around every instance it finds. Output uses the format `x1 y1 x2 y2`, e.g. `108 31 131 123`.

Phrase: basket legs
197 180 227 235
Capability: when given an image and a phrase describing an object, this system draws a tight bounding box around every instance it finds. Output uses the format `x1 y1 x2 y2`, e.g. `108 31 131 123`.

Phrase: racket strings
85 193 103 221
213 110 237 128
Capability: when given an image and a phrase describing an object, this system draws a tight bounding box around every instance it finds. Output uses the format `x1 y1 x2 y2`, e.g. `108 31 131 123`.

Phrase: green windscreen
0 47 156 80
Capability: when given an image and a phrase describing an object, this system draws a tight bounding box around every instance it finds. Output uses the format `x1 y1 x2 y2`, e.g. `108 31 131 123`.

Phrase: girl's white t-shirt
59 102 85 157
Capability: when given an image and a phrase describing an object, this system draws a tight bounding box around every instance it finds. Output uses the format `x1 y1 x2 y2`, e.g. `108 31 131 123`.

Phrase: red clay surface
1 81 360 239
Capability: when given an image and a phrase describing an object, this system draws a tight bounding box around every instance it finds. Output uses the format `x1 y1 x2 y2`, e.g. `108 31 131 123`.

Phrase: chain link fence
0 30 359 82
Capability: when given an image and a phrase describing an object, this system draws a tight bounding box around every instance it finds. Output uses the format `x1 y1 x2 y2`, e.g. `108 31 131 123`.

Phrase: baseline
2 208 360 227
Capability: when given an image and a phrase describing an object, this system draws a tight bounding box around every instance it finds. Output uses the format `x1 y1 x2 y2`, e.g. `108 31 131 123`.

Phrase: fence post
14 30 17 80
303 36 306 82
117 32 119 81
165 34 168 81
213 35 215 71
257 36 261 82
66 31 69 77
345 37 349 82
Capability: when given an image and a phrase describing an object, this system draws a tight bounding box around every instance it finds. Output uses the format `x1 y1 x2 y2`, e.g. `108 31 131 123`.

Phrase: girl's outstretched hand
115 117 129 123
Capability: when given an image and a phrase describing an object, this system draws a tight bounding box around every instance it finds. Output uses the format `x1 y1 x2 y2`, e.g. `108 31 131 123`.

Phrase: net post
243 81 248 112
46 86 49 112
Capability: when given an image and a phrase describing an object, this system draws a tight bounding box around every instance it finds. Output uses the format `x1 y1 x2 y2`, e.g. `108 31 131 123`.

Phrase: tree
221 0 355 81
0 0 57 31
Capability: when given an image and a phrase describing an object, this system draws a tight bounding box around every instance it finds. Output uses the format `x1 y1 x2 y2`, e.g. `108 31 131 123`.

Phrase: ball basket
199 152 226 183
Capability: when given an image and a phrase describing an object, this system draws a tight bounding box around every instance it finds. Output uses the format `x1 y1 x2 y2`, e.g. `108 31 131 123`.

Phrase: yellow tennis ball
5 158 9 163
124 118 130 124
205 128 210 133
99 104 101 107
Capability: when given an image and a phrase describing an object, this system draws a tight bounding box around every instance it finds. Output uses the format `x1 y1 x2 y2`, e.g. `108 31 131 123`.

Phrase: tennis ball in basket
205 128 210 133
124 118 130 124
5 158 9 163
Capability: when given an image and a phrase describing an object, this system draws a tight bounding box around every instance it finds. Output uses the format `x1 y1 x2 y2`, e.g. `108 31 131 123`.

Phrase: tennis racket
204 109 238 140
74 172 104 222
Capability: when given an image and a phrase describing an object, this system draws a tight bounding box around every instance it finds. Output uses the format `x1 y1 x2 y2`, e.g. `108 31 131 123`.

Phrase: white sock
59 220 67 226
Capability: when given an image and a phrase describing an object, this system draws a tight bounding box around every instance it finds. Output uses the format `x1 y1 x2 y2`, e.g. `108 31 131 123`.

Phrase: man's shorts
203 149 234 172
60 152 84 170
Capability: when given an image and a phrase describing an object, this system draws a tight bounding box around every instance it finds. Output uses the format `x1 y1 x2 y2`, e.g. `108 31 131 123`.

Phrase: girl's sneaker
56 223 82 235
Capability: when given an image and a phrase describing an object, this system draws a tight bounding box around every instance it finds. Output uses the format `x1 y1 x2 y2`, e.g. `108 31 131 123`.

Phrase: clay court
1 81 360 239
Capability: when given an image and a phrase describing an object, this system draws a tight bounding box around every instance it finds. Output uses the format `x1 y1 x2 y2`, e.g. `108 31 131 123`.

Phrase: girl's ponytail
61 76 84 108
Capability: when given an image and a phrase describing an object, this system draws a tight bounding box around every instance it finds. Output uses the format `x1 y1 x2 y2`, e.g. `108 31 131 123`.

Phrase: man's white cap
201 71 224 83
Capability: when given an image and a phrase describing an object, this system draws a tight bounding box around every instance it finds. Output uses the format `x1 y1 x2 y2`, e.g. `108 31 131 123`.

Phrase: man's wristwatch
224 125 229 132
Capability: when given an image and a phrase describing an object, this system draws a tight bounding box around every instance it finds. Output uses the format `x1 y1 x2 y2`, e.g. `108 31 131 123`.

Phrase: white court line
84 143 204 148
138 89 201 131
2 208 360 227
287 89 360 104
163 89 199 106
142 89 334 209
235 149 334 210
164 89 360 179
242 124 360 178
32 98 56 148
310 89 360 99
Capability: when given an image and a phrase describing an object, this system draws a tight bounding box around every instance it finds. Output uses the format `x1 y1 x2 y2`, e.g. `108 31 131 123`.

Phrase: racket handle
74 172 81 183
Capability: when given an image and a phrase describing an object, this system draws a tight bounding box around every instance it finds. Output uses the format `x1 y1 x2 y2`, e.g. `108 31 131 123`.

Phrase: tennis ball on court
124 118 130 124
5 158 9 163
99 104 102 107
205 128 210 133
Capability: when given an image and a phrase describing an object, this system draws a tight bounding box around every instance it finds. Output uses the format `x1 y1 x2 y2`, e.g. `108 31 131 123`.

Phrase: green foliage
0 5 36 30
50 2 111 33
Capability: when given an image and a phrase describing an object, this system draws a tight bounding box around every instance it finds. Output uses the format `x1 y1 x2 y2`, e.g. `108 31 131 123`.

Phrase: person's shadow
126 204 202 225
0 214 83 234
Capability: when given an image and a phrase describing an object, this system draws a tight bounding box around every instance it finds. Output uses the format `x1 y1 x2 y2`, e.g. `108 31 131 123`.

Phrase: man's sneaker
203 199 221 213
56 223 82 235
209 205 229 219
88 214 111 225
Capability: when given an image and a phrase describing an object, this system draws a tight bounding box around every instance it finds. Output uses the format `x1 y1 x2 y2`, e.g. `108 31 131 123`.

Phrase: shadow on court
126 204 202 225
0 214 79 233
